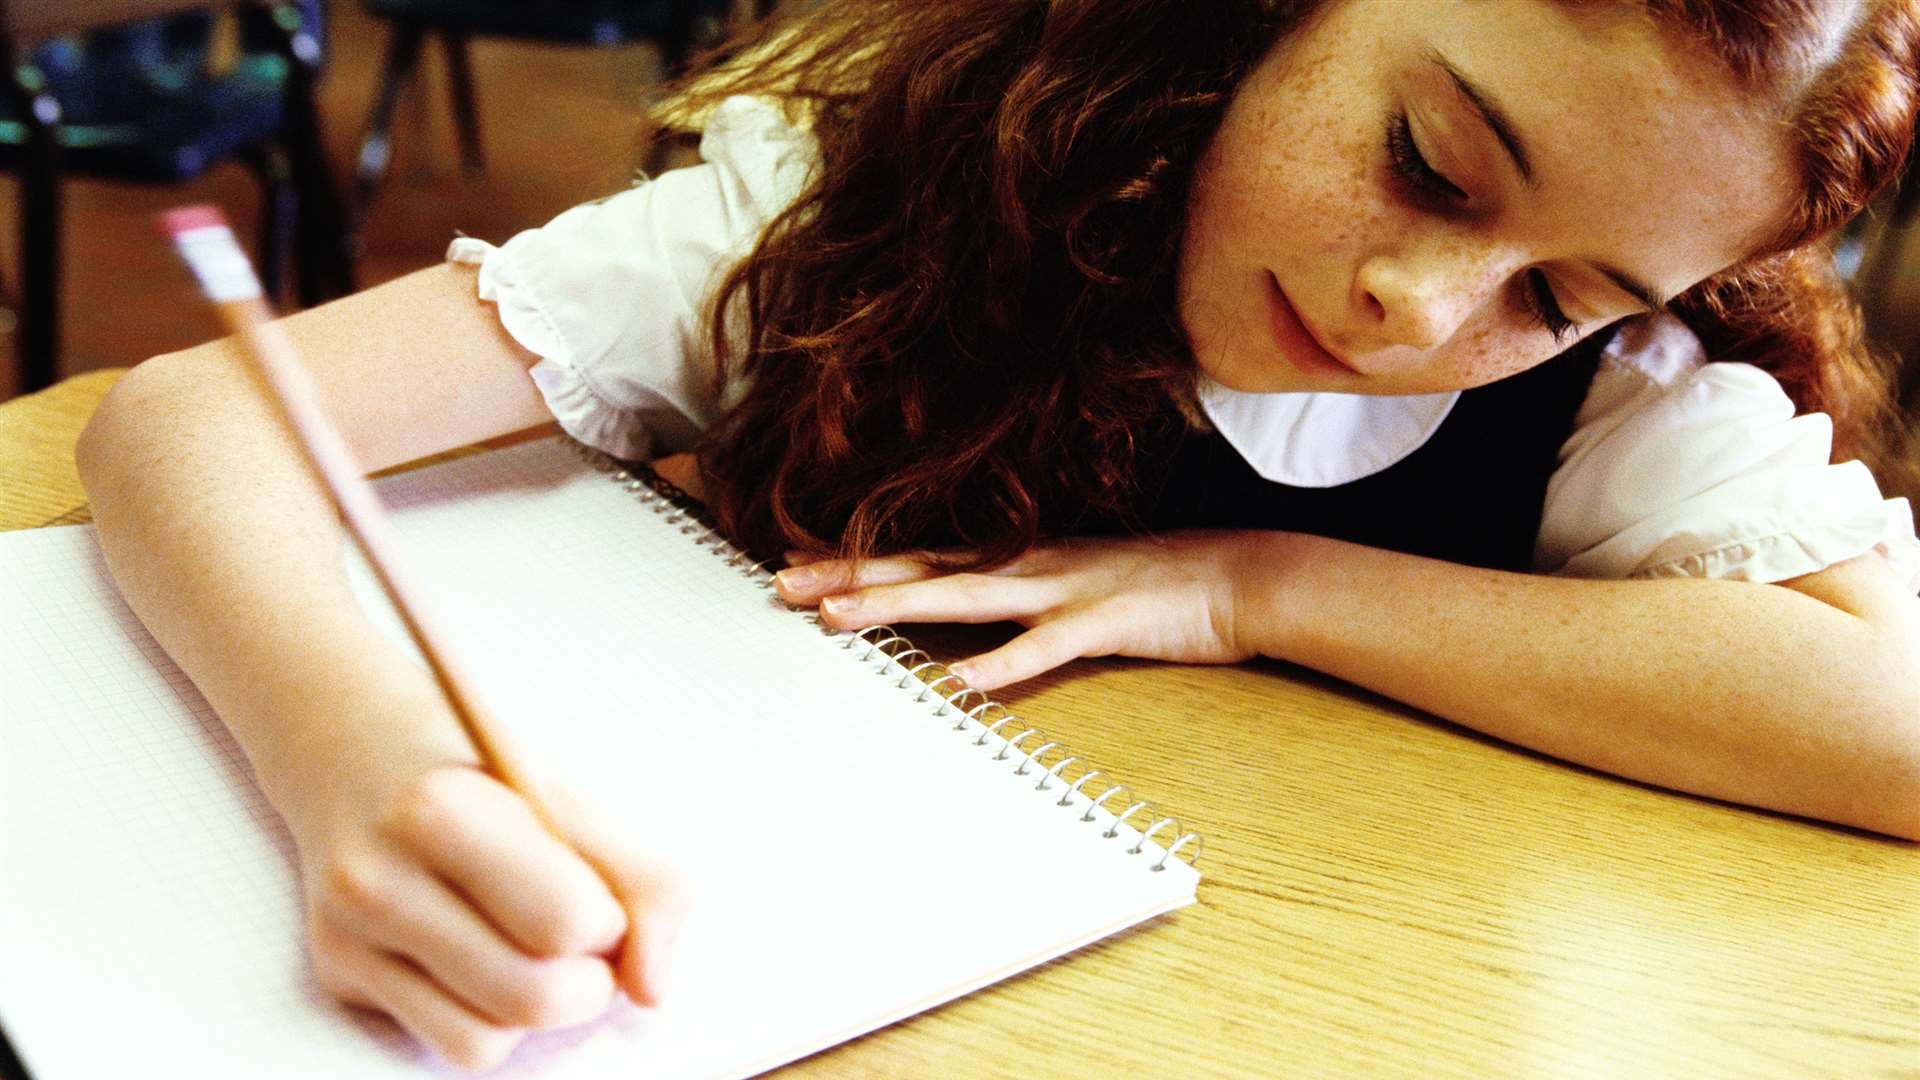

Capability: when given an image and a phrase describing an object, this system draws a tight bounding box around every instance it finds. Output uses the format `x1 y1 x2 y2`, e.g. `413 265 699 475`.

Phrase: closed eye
1385 109 1467 207
1522 270 1576 344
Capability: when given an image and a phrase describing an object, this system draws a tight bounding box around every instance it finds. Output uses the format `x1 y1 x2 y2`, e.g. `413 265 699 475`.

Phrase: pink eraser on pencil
155 203 231 239
158 203 262 303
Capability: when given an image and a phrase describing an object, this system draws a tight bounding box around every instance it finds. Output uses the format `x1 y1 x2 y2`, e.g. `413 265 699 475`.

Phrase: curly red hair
663 0 1919 563
1648 0 1920 476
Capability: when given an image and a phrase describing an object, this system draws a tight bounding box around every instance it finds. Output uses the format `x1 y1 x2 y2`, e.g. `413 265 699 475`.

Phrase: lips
1264 273 1358 377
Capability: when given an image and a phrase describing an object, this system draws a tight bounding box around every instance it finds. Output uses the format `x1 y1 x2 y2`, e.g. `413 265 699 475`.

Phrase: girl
75 0 1920 1069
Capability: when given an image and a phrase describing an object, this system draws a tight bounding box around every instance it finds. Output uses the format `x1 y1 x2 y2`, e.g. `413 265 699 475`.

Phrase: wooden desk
4 373 1915 1078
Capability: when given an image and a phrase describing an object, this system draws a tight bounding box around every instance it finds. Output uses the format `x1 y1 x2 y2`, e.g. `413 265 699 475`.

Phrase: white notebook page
0 437 1199 1078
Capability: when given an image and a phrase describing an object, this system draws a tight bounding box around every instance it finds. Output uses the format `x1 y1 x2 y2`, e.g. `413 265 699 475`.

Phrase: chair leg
277 15 355 304
15 77 63 395
348 20 428 256
244 145 297 306
441 30 484 179
659 0 699 77
289 129 355 307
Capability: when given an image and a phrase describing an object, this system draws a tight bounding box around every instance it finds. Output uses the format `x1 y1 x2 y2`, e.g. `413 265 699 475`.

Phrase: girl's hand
287 751 684 1072
774 531 1281 690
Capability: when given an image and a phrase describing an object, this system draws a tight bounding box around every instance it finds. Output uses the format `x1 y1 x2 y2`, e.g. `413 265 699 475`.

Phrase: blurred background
0 0 762 400
0 0 1915 472
1846 188 1920 489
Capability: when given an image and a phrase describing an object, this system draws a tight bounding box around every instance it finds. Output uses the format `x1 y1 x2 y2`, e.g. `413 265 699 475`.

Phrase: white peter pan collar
1197 378 1462 488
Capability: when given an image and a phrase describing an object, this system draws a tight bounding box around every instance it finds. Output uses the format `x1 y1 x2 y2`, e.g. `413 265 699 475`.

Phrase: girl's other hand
774 531 1283 690
291 758 685 1072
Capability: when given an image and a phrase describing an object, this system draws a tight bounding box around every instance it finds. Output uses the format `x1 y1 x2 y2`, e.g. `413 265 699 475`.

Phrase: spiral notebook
0 435 1202 1078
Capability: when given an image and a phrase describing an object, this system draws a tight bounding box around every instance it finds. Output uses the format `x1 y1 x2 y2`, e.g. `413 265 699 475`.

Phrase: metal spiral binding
568 437 1204 873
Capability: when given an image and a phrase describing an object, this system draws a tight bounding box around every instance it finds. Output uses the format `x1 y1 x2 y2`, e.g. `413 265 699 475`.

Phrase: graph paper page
0 437 1198 1078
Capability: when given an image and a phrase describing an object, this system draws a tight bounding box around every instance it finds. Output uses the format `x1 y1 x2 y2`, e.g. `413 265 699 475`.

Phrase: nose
1353 236 1515 352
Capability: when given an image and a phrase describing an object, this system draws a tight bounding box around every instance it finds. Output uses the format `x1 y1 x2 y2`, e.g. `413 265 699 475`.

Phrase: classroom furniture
0 0 354 398
347 0 763 249
4 371 1916 1078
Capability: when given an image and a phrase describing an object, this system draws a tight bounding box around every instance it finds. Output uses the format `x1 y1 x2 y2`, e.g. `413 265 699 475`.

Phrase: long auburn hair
661 0 1920 565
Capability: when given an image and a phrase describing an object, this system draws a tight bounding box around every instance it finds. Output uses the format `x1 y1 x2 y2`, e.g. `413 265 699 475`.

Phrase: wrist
1230 529 1320 661
248 661 481 838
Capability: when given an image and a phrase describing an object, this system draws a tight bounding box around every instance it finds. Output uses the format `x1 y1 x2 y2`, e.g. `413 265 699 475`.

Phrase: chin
1192 347 1298 394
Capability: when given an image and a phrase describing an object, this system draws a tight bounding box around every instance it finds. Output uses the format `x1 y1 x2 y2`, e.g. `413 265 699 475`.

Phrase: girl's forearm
78 265 546 827
1245 533 1920 838
77 347 477 829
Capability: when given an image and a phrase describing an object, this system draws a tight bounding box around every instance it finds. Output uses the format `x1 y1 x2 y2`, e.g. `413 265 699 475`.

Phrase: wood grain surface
5 374 1915 1078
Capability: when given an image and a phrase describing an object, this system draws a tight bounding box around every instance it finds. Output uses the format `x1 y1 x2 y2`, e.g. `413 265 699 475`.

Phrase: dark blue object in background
1 1 353 396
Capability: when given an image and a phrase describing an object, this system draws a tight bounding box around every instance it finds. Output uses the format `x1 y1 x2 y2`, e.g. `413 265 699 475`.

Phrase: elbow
75 362 144 499
1886 700 1920 843
75 349 226 503
1832 596 1920 842
1874 754 1920 843
1871 776 1920 844
1898 632 1920 841
1829 702 1920 842
75 356 170 502
1863 651 1920 842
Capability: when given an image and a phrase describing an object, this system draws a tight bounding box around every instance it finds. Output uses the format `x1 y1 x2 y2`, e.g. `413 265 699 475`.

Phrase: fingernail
949 662 976 683
777 566 816 590
822 594 859 614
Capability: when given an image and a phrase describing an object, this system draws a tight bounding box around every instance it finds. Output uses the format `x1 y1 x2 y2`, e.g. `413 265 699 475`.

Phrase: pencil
156 204 556 830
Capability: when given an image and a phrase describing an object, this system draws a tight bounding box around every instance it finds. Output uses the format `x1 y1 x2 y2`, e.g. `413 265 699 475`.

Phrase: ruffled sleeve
445 95 817 460
1535 312 1920 594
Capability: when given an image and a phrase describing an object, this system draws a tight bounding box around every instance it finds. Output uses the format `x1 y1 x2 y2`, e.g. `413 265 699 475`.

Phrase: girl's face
1179 0 1796 395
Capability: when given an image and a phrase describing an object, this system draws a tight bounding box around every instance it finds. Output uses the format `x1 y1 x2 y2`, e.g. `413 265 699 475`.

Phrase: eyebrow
1427 49 1668 314
1428 49 1536 188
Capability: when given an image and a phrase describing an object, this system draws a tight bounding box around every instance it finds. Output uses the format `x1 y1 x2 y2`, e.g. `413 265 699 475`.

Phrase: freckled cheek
1305 129 1393 250
1435 329 1554 388
1323 194 1397 254
1210 122 1383 249
1225 168 1386 260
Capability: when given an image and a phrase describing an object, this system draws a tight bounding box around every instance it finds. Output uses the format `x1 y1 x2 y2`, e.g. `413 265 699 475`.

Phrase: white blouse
447 96 1920 593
